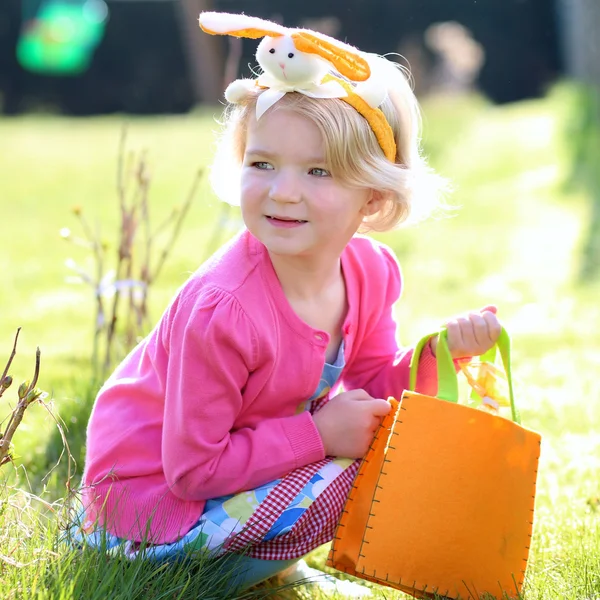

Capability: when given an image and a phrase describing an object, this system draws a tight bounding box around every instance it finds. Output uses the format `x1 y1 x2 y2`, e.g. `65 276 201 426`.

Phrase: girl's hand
312 389 390 459
430 305 501 360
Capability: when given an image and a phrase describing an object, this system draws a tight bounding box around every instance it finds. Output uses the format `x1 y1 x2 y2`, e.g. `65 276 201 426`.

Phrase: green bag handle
408 327 520 424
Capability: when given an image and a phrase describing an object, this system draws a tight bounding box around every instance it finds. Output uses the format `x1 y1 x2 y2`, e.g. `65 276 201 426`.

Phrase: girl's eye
309 168 330 177
253 161 273 170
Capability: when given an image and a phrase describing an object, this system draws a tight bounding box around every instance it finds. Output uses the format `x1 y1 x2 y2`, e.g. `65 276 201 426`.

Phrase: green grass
1 84 599 598
0 487 306 600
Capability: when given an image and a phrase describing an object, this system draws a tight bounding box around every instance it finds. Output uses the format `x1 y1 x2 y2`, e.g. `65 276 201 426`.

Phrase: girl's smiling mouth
266 215 308 228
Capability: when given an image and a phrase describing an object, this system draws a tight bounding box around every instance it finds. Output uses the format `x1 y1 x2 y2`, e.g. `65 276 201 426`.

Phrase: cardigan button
314 333 324 342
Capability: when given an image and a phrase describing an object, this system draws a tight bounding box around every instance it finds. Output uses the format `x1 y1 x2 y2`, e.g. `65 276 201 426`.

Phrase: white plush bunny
198 11 389 117
255 35 332 88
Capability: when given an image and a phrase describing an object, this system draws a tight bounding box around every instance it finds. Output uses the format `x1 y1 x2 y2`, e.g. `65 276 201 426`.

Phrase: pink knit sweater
82 230 437 544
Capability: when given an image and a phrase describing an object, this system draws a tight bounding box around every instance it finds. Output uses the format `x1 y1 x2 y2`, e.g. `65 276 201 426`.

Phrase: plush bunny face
256 35 330 86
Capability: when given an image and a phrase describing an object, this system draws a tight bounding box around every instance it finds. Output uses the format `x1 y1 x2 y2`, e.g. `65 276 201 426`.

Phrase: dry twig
0 330 47 467
62 128 205 379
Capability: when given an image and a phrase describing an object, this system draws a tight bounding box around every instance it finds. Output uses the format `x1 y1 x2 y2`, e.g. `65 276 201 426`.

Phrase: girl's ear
361 190 387 217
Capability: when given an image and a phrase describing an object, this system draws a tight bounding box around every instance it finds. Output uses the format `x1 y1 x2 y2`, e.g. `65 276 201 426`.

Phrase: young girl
74 11 501 596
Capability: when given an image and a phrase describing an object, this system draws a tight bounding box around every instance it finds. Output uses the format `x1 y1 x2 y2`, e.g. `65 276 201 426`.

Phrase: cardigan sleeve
162 288 325 501
341 245 438 400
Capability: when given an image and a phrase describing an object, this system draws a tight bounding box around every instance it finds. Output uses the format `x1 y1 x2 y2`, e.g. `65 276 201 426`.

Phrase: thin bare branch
0 343 45 467
70 131 203 376
27 347 41 393
147 209 181 245
1 328 21 384
149 168 204 283
0 388 44 467
74 211 96 247
117 124 129 215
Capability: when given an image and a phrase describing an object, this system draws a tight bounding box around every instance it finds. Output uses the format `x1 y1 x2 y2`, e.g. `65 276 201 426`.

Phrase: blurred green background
1 1 600 598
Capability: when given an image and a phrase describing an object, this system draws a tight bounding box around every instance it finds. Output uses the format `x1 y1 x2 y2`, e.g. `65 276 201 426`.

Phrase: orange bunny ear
198 11 288 39
292 31 370 82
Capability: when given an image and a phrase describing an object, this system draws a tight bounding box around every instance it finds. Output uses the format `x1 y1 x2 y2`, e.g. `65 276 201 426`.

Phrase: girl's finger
445 319 463 354
369 399 392 417
468 312 489 347
458 316 477 350
482 310 502 342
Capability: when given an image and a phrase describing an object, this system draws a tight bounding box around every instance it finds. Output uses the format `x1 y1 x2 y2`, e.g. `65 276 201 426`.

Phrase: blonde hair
210 61 442 232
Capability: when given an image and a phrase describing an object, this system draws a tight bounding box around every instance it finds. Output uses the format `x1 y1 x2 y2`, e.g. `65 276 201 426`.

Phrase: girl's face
240 108 379 261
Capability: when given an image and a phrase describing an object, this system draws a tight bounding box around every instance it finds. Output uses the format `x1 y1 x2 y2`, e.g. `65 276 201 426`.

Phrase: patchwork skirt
69 457 360 562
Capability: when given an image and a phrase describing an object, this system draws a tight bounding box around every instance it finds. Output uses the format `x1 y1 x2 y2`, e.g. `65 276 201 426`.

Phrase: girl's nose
269 172 301 203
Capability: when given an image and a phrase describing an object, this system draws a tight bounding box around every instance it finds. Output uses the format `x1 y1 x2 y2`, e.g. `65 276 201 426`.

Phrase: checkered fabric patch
248 459 360 560
223 456 360 560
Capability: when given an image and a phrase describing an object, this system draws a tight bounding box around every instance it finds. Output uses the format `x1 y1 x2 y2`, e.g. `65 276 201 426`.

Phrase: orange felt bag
327 328 541 600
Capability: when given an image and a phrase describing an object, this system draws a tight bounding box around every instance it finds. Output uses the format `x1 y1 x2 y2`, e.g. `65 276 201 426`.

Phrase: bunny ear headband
198 11 397 162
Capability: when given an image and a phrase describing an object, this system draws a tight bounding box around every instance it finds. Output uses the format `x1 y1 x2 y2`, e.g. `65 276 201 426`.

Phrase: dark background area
0 0 562 115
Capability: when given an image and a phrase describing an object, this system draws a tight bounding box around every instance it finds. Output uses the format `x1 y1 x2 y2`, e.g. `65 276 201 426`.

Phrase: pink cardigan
82 230 437 544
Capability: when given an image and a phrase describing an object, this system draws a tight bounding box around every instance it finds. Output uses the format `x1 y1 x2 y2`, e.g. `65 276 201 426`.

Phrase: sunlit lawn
0 85 598 598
